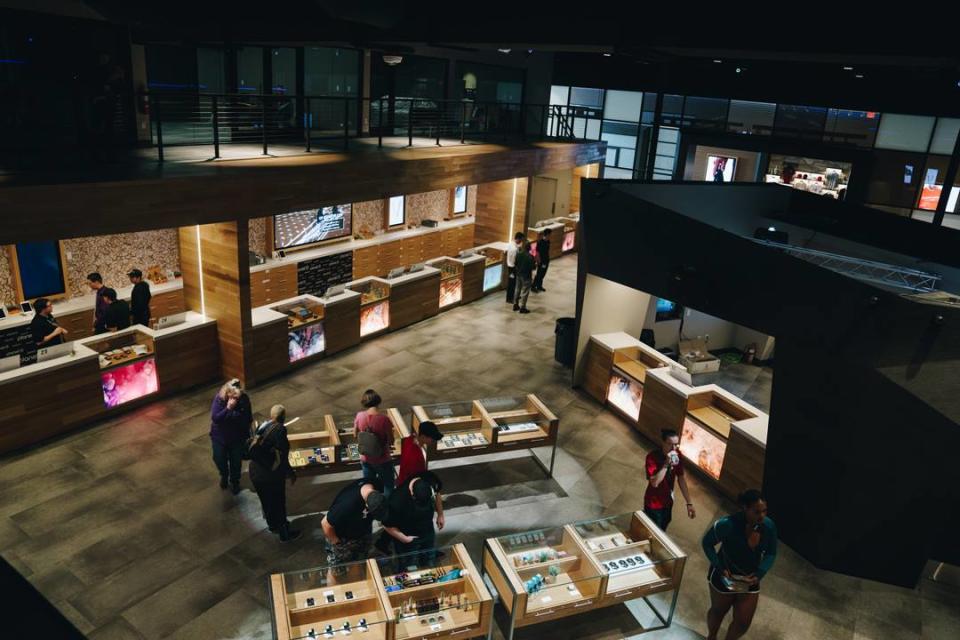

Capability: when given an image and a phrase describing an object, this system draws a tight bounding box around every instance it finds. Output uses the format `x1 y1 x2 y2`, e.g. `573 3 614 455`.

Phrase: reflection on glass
483 264 502 291
680 416 727 480
562 231 575 252
360 301 389 336
607 373 643 421
288 324 325 362
439 278 463 307
100 357 159 407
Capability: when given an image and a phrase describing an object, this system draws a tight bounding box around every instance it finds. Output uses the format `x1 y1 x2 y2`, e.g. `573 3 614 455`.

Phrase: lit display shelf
411 394 559 477
482 511 685 640
269 543 493 640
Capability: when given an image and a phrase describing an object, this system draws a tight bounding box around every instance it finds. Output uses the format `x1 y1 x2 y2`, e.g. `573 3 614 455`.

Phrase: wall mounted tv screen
706 155 736 183
274 204 352 250
655 298 682 322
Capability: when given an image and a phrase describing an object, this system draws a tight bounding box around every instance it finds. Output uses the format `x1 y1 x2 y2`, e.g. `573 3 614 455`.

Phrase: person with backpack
209 378 254 494
354 389 395 497
702 489 778 640
249 404 301 543
321 477 389 564
513 239 535 314
382 470 444 568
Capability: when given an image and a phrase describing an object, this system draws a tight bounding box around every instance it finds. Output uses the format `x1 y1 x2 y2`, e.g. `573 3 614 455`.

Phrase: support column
178 221 254 384
475 177 529 245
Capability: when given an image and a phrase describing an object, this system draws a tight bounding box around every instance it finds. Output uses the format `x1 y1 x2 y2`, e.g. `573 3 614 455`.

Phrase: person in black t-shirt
128 269 152 327
532 227 552 292
322 476 388 565
382 471 443 568
101 288 130 331
30 298 67 347
249 404 301 542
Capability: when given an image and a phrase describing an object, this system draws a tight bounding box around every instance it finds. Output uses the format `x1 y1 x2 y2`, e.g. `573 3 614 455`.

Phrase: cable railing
138 93 574 161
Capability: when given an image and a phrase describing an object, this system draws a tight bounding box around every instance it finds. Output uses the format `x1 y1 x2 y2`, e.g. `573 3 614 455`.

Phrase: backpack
246 420 282 471
357 424 385 458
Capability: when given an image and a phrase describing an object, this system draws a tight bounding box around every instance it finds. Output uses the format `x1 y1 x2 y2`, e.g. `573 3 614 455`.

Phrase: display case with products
269 558 391 640
85 329 159 408
287 410 410 477
680 391 755 481
272 297 326 363
372 543 493 640
477 247 505 293
483 514 684 639
428 259 464 309
349 279 391 338
605 344 672 423
412 400 494 457
558 216 579 253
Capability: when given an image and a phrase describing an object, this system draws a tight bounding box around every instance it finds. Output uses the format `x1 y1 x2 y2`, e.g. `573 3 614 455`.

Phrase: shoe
279 524 302 543
219 477 228 489
230 482 241 495
519 308 531 314
513 304 520 311
539 287 546 292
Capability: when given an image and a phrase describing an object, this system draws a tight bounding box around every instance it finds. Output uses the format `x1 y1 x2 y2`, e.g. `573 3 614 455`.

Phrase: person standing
87 272 109 334
702 489 778 640
321 477 388 564
355 389 396 497
30 298 67 347
513 239 535 314
396 420 443 487
209 379 253 494
101 288 130 331
128 269 152 327
532 228 552 292
382 470 444 567
249 404 301 542
505 231 524 303
644 429 695 532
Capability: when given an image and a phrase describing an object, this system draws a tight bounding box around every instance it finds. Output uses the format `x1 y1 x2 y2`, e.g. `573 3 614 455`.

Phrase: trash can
554 317 576 367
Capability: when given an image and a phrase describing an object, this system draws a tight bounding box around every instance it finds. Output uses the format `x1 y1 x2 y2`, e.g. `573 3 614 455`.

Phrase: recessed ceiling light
497 48 511 54
855 74 864 79
843 66 853 71
735 67 741 73
603 53 611 57
713 59 722 64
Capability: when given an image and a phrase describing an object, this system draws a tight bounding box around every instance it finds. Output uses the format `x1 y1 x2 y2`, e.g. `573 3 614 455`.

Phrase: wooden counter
385 270 441 331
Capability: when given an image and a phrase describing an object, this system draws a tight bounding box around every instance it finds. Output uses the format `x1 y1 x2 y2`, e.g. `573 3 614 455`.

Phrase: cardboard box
679 339 720 374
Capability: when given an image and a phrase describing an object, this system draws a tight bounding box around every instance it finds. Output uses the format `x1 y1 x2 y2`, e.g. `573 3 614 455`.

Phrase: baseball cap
127 269 143 278
365 490 388 521
412 478 434 507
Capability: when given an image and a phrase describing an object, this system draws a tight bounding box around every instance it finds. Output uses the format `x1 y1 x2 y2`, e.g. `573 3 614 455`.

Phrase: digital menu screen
274 204 352 250
288 323 325 363
483 264 503 292
101 357 159 408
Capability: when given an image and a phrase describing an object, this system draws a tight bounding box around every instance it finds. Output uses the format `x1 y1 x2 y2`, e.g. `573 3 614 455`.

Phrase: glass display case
85 330 158 407
432 259 464 308
372 544 493 640
286 418 338 471
349 280 391 337
269 558 391 640
478 395 558 447
328 411 406 466
607 372 643 421
680 414 728 481
482 263 502 292
412 401 493 455
272 298 326 363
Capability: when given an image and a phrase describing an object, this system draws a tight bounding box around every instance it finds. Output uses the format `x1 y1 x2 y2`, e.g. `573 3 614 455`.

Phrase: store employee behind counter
30 298 67 347
128 269 151 327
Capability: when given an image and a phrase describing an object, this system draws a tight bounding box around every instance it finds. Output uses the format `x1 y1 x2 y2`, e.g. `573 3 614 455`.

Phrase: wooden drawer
517 598 597 627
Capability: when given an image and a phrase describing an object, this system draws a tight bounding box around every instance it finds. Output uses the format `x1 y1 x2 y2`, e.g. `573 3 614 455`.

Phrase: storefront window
601 121 637 172
569 87 603 108
603 90 642 122
236 46 263 93
659 94 684 127
197 48 226 94
766 154 851 199
454 61 523 103
726 100 776 136
929 117 960 155
682 96 728 131
865 150 925 208
875 113 935 152
774 104 827 140
549 85 569 105
823 109 879 147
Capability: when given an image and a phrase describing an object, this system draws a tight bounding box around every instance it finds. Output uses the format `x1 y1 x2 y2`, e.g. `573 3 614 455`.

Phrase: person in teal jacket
701 489 778 640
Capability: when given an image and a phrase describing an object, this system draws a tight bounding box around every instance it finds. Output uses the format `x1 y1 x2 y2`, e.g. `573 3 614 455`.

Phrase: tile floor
0 255 957 639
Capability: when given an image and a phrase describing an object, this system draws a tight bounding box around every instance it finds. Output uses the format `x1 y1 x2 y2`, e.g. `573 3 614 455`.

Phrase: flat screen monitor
453 185 467 214
16 241 66 300
157 312 187 329
705 155 736 183
20 301 33 314
324 284 346 298
0 307 6 319
274 204 353 250
386 267 405 279
655 298 682 322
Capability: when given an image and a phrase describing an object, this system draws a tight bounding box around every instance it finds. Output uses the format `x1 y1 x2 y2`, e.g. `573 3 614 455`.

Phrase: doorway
529 176 558 226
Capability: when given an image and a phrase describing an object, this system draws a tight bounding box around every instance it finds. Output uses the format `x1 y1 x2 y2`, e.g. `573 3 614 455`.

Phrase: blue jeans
361 460 395 498
212 439 245 484
394 528 437 571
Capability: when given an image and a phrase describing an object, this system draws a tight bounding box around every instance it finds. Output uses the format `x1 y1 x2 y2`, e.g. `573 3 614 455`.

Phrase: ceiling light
735 67 741 73
382 54 403 66
603 53 611 57
768 226 776 232
713 59 722 63
843 66 853 71
855 74 864 79
497 48 512 54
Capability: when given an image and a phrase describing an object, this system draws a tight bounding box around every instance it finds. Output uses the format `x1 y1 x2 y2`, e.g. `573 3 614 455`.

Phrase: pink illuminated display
439 278 463 307
680 416 727 480
607 373 643 421
288 323 325 362
360 301 389 336
562 231 575 252
101 357 159 408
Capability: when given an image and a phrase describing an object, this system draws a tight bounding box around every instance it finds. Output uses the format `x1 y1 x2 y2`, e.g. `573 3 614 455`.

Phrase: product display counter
287 409 409 477
558 214 579 253
0 312 218 453
581 333 673 412
482 511 685 639
383 266 442 331
425 259 465 310
526 221 566 261
269 543 493 640
474 244 507 294
349 278 392 338
411 394 558 477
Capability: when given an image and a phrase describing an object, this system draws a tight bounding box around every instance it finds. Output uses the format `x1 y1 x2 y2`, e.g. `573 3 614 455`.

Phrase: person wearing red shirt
644 429 696 532
355 389 396 497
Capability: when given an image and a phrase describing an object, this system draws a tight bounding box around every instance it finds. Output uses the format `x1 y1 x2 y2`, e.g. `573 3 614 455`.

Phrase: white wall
573 275 653 385
528 169 574 226
643 297 775 357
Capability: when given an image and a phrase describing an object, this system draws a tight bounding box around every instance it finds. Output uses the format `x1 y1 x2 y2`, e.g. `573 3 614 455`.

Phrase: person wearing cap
322 477 388 564
101 288 130 331
128 269 151 327
396 420 446 531
30 298 67 347
249 404 301 543
382 471 444 567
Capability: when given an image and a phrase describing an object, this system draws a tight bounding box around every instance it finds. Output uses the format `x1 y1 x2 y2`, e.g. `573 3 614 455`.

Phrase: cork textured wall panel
61 230 180 297
0 247 15 305
353 200 384 236
249 217 269 256
406 190 450 226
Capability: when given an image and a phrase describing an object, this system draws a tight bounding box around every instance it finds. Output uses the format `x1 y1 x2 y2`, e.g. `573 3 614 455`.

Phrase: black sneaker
519 308 531 314
513 304 520 311
279 526 303 543
219 477 228 489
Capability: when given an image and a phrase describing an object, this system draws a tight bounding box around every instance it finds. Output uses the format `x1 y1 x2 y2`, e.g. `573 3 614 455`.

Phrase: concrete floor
1 255 957 639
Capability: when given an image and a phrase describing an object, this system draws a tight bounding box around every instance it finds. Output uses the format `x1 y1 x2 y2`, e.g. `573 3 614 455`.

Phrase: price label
541 596 553 603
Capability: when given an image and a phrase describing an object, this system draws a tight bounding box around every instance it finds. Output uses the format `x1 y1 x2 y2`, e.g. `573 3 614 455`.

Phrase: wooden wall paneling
582 340 614 404
0 359 104 454
388 272 441 331
636 374 687 443
476 178 529 246
323 297 361 355
352 246 379 279
461 260 485 304
249 321 290 382
378 239 403 275
718 430 766 500
154 323 221 393
177 226 202 313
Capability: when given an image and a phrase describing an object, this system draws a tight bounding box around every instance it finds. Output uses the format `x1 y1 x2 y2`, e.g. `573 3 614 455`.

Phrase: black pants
211 439 244 484
644 506 672 532
505 266 516 302
252 475 287 531
533 262 549 290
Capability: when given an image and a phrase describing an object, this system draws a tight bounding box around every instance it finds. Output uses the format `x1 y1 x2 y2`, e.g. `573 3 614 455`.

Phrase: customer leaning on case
209 378 253 494
701 489 778 640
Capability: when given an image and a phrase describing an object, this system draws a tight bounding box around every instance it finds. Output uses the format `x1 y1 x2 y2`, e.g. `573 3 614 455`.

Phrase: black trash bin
554 317 576 367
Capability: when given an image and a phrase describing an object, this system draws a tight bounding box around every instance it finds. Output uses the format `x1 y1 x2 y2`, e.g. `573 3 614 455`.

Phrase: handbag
246 420 282 471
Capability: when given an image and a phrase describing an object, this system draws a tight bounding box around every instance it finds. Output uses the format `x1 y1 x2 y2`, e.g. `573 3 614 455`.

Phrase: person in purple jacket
210 378 254 494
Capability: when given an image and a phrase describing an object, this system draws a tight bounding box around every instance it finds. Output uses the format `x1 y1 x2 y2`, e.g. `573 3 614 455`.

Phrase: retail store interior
1 4 960 640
